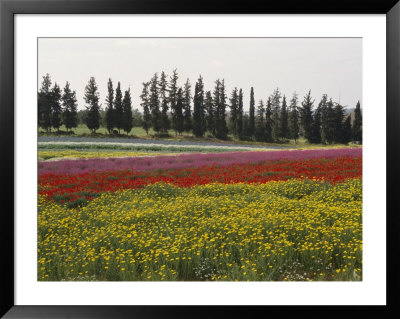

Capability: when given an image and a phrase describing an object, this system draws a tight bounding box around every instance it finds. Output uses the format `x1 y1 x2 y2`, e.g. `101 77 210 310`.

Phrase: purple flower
38 148 362 176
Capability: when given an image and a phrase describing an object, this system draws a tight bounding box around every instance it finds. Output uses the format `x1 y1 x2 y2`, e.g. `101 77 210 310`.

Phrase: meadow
37 139 362 281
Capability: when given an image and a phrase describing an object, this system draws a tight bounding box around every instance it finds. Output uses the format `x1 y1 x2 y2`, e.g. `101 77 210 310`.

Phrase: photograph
36 37 363 282
1 0 398 315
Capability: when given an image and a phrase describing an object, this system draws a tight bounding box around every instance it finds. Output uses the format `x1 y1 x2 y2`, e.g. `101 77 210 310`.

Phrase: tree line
38 74 135 135
38 71 362 144
38 74 78 132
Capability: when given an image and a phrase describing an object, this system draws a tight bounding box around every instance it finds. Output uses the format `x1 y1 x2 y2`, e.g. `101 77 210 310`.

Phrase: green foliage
319 94 329 143
149 73 162 134
50 83 62 131
122 89 133 134
132 109 142 127
310 98 322 144
288 93 299 142
84 77 101 133
237 89 244 139
323 99 336 144
333 103 345 143
38 74 52 132
105 78 114 134
264 97 273 142
193 76 206 137
279 95 289 139
140 82 151 135
77 110 88 125
40 73 52 94
175 88 184 135
214 79 228 139
241 114 250 140
300 90 314 143
255 100 265 141
38 92 52 132
271 88 282 140
205 91 214 135
249 87 255 138
212 81 221 137
159 71 170 133
229 88 238 137
37 72 361 145
342 116 352 144
114 82 123 134
169 69 179 135
61 82 78 131
352 101 362 144
183 78 192 133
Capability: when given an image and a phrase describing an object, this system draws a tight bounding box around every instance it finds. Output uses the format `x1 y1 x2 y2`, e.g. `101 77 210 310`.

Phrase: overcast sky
38 38 362 111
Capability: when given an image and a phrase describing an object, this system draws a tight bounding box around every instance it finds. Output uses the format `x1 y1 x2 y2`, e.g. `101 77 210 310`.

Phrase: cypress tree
271 88 282 140
38 73 52 132
193 76 206 137
61 82 78 132
122 88 133 135
342 115 352 144
325 98 336 144
279 95 289 138
50 83 62 132
300 90 314 143
212 79 221 137
249 87 255 139
205 90 214 135
265 97 273 142
149 73 162 134
83 77 101 133
255 99 265 141
215 79 228 139
288 93 299 143
319 94 329 143
40 73 52 93
352 101 362 144
168 69 179 135
105 78 114 134
310 100 322 143
140 82 151 135
183 78 192 133
237 89 244 139
38 92 51 132
333 103 345 143
114 82 123 134
229 88 238 137
242 114 250 140
199 77 206 134
159 71 170 133
175 88 184 135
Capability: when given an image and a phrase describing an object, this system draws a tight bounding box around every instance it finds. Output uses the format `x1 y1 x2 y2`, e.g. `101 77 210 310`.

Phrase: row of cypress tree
139 70 231 139
245 89 363 144
38 72 362 144
299 92 363 144
139 70 362 144
38 74 134 135
86 77 134 134
104 79 133 134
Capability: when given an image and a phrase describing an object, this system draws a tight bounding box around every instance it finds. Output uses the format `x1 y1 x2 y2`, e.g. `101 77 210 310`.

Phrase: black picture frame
1 0 399 318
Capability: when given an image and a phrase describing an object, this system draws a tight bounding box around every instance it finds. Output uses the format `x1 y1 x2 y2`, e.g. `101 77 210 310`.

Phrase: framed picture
1 0 398 317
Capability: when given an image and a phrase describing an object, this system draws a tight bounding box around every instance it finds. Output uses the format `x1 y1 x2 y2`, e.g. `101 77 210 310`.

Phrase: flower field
38 146 362 281
37 140 280 161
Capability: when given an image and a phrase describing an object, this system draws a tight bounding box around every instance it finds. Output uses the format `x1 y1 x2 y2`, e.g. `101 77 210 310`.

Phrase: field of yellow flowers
38 148 362 282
